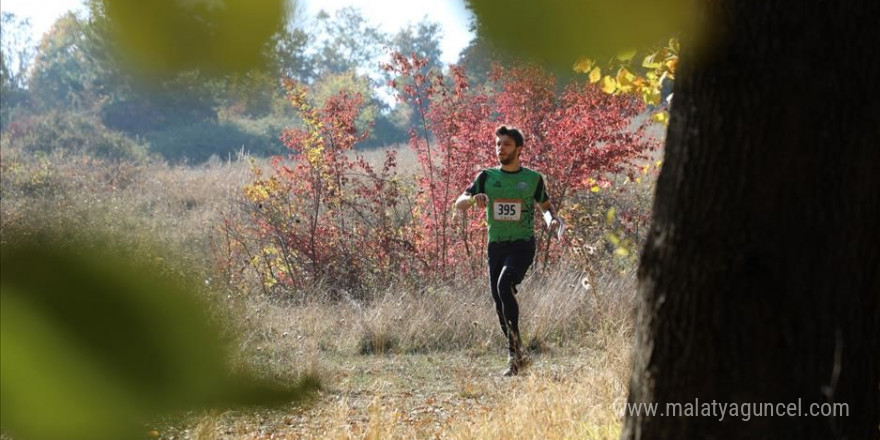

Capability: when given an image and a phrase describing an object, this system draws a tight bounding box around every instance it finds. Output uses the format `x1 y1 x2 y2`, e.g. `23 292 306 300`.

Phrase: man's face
495 135 520 165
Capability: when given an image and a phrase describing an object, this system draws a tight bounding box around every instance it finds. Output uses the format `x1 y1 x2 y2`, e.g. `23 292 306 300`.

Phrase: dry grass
355 143 420 177
0 146 259 275
180 267 636 440
1 143 641 440
156 348 629 439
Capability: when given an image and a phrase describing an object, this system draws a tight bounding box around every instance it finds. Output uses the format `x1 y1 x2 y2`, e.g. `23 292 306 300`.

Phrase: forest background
1 1 671 438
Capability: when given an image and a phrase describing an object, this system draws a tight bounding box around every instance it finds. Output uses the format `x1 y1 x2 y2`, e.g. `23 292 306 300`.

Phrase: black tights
488 238 536 353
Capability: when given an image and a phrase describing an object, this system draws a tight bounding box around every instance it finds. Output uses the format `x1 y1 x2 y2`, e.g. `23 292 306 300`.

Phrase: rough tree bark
623 0 880 439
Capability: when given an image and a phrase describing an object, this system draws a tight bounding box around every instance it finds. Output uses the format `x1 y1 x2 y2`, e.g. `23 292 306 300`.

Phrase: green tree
0 12 35 129
27 13 101 112
309 7 387 81
97 68 218 136
273 26 314 84
381 20 447 146
455 20 509 91
390 20 444 73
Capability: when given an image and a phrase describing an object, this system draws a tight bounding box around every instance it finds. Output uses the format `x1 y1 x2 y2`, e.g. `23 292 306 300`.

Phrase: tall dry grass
1 141 645 439
181 265 636 440
0 145 258 274
229 264 636 383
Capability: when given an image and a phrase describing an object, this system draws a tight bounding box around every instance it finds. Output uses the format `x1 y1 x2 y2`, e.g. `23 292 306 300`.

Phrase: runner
454 125 563 376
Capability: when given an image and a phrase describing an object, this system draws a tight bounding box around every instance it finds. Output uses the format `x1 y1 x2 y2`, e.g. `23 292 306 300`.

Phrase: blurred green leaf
615 49 637 62
466 0 690 73
96 0 287 78
1 240 318 440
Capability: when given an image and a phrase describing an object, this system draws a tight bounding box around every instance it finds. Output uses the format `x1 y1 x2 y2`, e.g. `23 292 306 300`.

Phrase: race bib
493 199 522 222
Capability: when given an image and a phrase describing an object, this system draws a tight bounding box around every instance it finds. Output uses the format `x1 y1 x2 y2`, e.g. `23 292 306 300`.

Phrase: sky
0 0 475 65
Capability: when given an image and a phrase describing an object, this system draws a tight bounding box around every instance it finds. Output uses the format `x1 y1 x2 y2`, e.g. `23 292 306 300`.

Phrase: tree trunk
623 0 880 439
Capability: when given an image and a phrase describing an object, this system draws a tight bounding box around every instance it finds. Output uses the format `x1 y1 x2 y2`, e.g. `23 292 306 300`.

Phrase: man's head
495 125 524 166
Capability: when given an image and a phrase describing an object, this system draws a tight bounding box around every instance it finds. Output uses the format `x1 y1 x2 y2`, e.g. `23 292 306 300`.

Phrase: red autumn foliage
385 53 658 275
221 53 659 297
220 79 414 297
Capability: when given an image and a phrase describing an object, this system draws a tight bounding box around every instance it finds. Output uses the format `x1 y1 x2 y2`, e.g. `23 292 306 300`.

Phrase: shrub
218 80 415 298
3 111 148 162
383 54 660 276
221 56 661 299
145 121 283 164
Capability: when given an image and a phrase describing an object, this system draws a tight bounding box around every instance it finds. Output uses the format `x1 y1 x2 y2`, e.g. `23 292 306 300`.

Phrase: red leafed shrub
385 54 658 276
383 53 497 278
218 80 416 299
221 55 659 298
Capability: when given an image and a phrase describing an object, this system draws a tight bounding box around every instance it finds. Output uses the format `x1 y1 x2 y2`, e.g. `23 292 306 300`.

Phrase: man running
454 125 563 376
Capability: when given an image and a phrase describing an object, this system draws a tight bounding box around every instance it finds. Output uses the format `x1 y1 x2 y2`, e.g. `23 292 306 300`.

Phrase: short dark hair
495 125 524 147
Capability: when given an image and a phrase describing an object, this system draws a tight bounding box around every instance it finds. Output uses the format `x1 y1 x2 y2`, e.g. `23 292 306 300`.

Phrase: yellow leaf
645 90 660 106
616 67 637 93
600 75 617 94
651 111 669 124
614 247 631 257
606 207 616 225
655 160 663 168
590 185 601 193
642 52 661 69
643 88 661 106
616 49 637 62
574 58 595 73
589 66 602 83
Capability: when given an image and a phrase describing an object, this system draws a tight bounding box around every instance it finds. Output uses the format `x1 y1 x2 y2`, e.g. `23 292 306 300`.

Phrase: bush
3 111 148 162
218 81 413 298
145 121 284 164
220 58 663 300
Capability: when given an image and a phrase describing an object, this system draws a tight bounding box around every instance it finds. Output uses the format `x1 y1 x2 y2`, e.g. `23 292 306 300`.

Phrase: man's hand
472 193 488 209
543 210 565 240
454 192 488 211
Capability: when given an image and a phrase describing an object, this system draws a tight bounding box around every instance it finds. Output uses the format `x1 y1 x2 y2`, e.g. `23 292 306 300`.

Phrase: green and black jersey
466 166 550 243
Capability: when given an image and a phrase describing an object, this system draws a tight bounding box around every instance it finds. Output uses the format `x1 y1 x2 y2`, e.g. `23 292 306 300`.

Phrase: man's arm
454 192 488 211
455 171 488 211
535 175 561 232
538 199 564 239
538 200 555 215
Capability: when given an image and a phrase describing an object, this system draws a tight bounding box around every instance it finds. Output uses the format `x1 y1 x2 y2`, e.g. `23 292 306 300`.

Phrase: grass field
0 144 643 440
159 350 626 440
150 265 636 440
